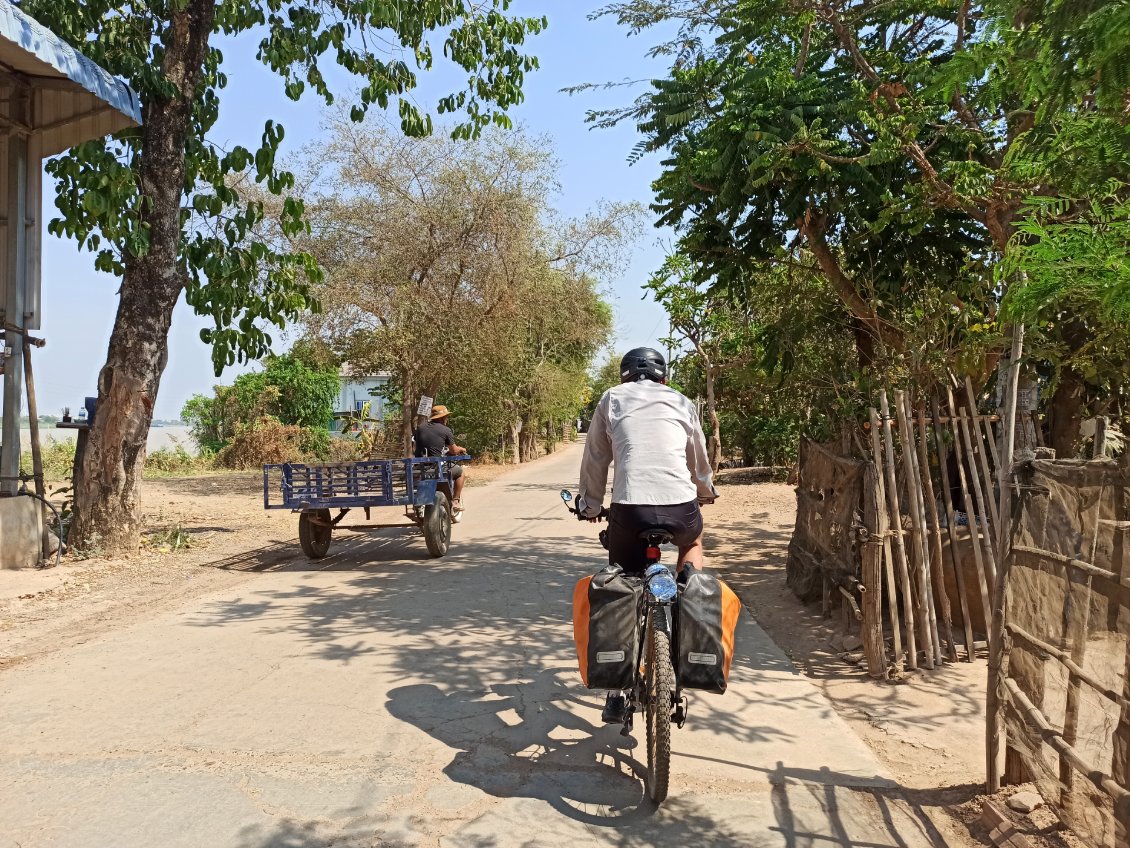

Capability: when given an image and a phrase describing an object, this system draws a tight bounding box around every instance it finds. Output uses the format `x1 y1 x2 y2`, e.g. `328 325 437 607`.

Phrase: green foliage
589 0 1130 450
20 438 80 481
298 123 630 460
1003 197 1130 325
181 353 337 452
21 437 213 481
144 442 213 477
26 0 548 374
583 354 623 420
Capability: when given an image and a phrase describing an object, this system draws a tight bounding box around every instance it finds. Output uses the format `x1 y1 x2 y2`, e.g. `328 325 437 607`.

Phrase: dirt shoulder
707 477 986 847
0 447 573 672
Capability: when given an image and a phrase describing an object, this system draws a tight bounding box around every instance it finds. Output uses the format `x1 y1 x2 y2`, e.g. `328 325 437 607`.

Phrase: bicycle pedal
673 696 689 728
620 712 634 737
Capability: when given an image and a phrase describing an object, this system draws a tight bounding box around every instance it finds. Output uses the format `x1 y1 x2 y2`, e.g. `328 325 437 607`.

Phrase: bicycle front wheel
644 613 674 804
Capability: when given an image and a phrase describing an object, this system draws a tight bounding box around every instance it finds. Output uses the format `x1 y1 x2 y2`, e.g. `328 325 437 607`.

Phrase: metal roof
0 0 141 156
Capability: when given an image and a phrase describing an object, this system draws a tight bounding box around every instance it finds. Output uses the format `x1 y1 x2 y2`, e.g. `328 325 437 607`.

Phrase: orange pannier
572 566 642 690
674 571 741 693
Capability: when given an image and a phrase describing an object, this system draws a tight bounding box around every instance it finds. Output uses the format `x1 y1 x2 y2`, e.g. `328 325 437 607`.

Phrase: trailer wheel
423 493 451 557
299 509 332 559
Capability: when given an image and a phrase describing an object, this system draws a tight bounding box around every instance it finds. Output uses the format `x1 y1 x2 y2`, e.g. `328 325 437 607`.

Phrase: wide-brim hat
430 404 451 420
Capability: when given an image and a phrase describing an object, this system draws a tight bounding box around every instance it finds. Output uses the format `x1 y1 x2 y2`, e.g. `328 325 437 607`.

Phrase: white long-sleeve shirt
578 380 718 516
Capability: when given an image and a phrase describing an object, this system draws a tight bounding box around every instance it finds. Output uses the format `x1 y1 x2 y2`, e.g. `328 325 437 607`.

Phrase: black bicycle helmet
620 347 667 383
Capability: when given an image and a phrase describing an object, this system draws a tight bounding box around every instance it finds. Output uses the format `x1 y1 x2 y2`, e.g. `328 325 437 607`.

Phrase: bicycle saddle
638 527 674 546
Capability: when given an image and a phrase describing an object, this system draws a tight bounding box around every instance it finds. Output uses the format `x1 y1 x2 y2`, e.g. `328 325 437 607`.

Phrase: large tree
292 120 631 458
28 0 546 554
586 0 1130 454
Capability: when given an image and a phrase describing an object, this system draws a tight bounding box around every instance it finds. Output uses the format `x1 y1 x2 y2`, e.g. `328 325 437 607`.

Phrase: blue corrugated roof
0 0 141 125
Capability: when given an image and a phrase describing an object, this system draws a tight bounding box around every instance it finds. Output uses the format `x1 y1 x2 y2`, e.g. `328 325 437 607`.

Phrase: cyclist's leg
606 503 647 574
666 500 705 572
677 534 705 571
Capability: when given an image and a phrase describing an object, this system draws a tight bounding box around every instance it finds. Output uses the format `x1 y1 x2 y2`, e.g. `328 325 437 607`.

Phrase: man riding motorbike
413 404 468 517
576 347 718 722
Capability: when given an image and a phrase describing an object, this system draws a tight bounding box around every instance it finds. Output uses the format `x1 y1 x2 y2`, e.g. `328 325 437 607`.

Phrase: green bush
21 438 78 481
182 353 338 454
299 426 331 460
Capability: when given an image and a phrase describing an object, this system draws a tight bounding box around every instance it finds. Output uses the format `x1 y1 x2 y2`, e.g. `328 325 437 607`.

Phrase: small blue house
335 365 391 425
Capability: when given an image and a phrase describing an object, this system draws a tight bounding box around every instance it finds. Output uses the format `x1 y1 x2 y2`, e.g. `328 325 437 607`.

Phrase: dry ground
706 476 1081 848
0 453 551 672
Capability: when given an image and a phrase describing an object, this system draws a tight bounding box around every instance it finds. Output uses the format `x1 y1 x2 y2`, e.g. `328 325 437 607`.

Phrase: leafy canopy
26 0 547 373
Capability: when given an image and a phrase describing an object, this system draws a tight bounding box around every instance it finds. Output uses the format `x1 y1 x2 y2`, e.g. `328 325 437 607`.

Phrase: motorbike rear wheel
644 613 674 804
423 492 452 557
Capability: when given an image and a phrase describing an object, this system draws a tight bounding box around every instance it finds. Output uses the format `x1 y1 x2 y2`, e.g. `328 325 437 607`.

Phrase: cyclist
576 347 718 722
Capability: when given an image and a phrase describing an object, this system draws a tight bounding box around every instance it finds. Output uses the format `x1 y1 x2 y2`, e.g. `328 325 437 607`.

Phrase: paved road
0 443 942 847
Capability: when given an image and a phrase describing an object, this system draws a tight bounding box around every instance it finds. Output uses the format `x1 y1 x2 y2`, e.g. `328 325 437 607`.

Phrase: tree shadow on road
185 522 959 846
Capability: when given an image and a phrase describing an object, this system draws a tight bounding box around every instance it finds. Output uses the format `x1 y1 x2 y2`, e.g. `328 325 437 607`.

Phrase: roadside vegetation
580 0 1130 466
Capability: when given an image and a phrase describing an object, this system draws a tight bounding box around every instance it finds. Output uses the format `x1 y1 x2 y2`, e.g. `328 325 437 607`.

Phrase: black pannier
675 570 741 694
572 565 642 689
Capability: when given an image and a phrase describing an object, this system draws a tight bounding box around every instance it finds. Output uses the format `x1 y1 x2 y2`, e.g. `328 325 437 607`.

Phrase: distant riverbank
20 425 197 454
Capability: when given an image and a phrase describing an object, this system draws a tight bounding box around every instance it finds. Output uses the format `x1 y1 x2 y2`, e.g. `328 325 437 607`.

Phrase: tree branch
799 206 905 352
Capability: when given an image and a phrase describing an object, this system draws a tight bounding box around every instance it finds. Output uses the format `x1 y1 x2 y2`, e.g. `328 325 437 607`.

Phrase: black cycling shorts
607 500 703 574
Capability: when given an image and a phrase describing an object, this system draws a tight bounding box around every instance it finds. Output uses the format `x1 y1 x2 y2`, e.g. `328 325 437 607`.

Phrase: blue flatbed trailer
262 456 469 558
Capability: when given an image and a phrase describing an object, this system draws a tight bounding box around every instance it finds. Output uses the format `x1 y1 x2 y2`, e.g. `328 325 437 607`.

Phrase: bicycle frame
621 576 683 735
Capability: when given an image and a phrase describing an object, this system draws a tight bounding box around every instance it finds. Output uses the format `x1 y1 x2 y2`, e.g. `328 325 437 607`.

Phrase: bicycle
561 490 689 804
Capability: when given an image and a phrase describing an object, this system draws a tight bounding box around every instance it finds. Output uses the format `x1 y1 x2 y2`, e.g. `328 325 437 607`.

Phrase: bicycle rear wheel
644 612 674 803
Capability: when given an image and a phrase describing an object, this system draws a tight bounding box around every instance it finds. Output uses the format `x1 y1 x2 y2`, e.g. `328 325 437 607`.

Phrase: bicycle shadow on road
384 671 761 846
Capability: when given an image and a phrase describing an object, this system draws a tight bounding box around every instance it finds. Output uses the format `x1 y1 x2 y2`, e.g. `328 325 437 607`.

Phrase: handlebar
565 503 609 522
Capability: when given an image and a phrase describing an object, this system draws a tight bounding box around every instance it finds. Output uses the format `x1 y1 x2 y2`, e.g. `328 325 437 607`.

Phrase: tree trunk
69 0 217 555
704 366 722 472
1047 320 1089 459
519 415 539 463
509 419 521 464
399 371 417 456
1048 367 1086 459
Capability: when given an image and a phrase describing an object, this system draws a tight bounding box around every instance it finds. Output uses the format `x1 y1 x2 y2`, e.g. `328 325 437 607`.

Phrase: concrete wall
0 495 43 569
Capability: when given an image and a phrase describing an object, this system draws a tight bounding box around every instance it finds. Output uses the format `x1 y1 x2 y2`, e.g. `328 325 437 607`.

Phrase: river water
19 425 197 453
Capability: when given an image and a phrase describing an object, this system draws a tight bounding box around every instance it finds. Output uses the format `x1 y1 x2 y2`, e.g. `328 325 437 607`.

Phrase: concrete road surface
0 443 945 847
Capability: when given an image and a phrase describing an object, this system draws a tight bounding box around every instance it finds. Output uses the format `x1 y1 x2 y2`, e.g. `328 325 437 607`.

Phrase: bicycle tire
644 613 674 804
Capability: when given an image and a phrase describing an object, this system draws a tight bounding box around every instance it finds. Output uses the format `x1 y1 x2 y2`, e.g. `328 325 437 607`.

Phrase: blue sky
34 2 673 421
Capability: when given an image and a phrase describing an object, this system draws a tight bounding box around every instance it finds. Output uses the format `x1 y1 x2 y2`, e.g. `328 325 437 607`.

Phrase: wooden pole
987 323 1024 793
951 386 999 588
880 391 918 670
917 398 957 662
1093 416 1109 460
22 336 48 563
861 461 889 678
869 407 903 669
947 386 994 645
21 336 44 502
932 395 976 661
896 390 938 668
965 376 1001 531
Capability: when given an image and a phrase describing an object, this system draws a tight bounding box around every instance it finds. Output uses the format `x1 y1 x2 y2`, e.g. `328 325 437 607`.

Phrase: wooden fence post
987 323 1024 793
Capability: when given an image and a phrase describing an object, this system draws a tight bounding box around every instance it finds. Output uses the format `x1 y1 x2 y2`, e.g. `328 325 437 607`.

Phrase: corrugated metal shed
0 0 141 156
0 0 141 502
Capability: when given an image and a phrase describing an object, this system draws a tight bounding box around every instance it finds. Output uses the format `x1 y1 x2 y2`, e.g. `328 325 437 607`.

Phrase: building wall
337 376 390 419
